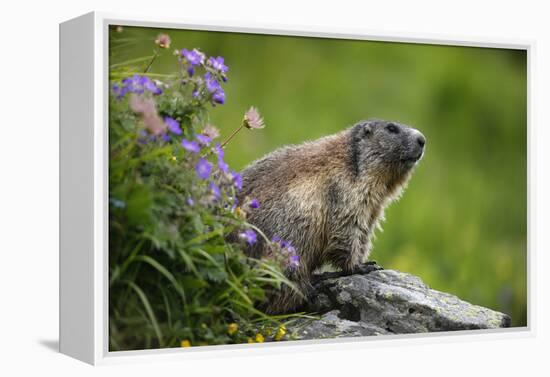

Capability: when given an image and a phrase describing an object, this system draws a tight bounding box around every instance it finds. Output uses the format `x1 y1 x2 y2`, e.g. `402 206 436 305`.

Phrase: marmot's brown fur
237 119 426 313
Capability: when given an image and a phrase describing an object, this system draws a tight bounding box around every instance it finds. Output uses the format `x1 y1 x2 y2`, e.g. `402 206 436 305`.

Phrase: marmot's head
348 119 425 189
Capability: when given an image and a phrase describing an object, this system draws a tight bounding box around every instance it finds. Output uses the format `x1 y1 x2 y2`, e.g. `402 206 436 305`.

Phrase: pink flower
129 94 155 114
129 95 167 135
155 33 171 49
201 124 220 139
243 107 265 129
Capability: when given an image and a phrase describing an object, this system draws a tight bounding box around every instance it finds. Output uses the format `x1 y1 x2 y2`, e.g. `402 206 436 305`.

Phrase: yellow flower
227 323 239 335
170 155 177 163
255 333 264 343
247 337 255 343
235 206 247 220
180 339 191 348
275 326 286 341
264 328 272 336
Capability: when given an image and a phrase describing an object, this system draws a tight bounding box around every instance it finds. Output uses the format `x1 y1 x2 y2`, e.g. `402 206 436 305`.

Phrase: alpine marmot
238 119 426 313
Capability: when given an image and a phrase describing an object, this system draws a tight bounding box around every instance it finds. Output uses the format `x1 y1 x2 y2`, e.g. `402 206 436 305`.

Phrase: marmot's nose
416 133 426 148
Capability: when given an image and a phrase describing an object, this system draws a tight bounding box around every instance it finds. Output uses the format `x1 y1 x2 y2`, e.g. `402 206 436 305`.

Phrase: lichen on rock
290 267 511 340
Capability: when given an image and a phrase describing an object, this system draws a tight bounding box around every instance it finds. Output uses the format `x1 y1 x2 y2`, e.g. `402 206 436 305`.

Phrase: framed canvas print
59 12 531 365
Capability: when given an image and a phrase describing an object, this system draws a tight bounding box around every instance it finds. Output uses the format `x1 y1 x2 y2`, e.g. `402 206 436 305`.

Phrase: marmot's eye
386 123 399 134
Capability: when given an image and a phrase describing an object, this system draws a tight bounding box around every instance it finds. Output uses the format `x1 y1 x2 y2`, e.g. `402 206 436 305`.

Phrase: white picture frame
59 11 534 365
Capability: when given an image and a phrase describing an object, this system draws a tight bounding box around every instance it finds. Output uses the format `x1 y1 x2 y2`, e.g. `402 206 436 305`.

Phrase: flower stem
221 124 244 148
143 50 159 73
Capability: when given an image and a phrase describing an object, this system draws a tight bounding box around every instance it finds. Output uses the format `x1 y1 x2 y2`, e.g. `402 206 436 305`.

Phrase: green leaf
133 255 187 304
180 276 208 289
202 267 228 283
126 185 153 227
124 280 163 346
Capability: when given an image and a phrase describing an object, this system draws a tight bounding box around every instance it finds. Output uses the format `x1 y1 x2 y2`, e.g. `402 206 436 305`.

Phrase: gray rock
292 310 391 339
291 269 511 340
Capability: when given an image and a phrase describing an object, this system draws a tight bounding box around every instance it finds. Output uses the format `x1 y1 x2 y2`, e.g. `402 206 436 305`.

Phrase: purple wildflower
161 133 171 142
218 159 229 174
143 77 162 94
239 229 257 245
187 197 195 206
196 134 212 145
231 171 243 191
187 66 195 77
165 117 182 135
181 139 201 153
214 143 225 159
209 182 221 200
249 198 260 209
117 75 162 97
204 73 221 93
203 73 225 105
135 76 148 93
181 48 205 66
214 143 229 173
208 56 229 73
212 89 225 105
192 90 200 98
112 84 125 98
272 235 281 243
122 75 143 94
195 158 212 180
289 254 300 268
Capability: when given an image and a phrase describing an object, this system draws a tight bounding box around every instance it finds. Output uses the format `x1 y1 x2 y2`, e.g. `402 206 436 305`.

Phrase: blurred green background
110 26 527 326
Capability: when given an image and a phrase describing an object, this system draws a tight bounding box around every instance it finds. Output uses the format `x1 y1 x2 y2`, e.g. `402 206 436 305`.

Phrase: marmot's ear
361 122 373 137
352 120 373 142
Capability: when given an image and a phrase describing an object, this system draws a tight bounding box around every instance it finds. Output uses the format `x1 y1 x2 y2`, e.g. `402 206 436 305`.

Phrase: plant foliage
109 32 299 350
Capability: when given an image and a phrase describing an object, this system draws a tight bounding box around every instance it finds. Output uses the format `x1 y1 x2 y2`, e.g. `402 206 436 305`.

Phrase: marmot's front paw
351 262 383 275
